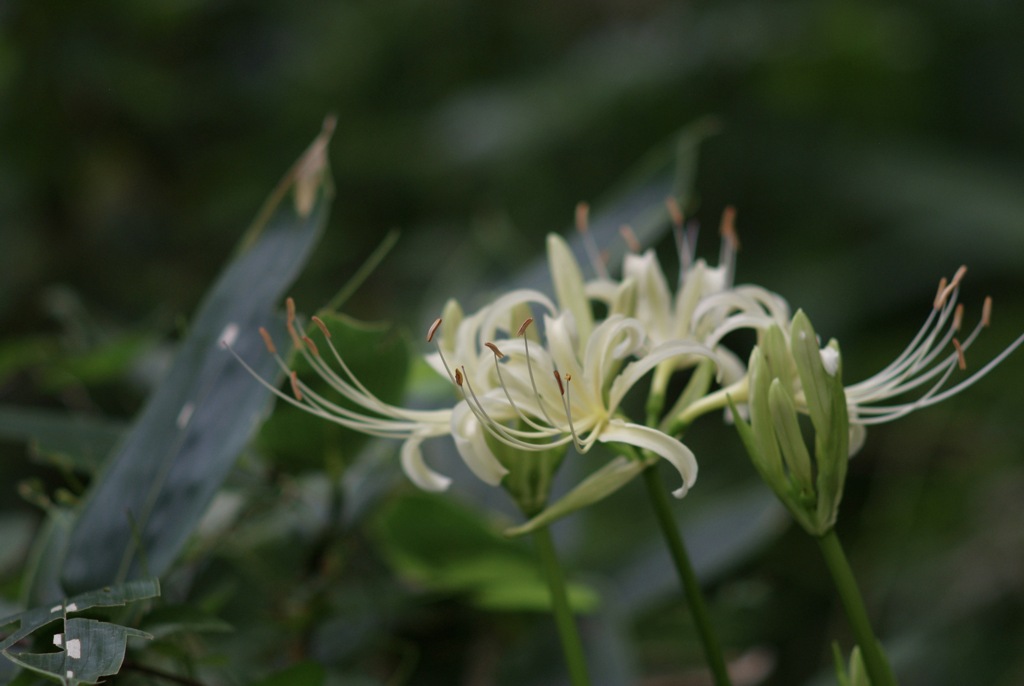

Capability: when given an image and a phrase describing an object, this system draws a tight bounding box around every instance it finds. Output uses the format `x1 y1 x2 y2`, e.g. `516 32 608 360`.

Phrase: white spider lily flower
731 266 1024 535
231 284 719 500
679 266 1024 448
576 204 792 425
619 206 742 346
444 311 721 499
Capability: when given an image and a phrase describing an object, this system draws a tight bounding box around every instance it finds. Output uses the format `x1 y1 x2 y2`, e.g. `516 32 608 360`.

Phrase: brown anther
575 201 590 233
952 338 967 371
517 317 534 337
311 316 331 339
454 368 464 387
619 224 641 253
484 341 505 359
665 196 684 228
950 265 968 289
259 327 277 355
286 297 296 326
289 370 303 401
302 335 320 357
953 304 964 332
720 206 740 250
936 269 966 309
982 296 992 327
564 373 572 382
285 297 301 345
427 318 442 343
553 370 565 395
933 277 949 309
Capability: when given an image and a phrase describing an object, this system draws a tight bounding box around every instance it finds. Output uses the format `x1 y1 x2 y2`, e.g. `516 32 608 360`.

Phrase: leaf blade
60 121 335 594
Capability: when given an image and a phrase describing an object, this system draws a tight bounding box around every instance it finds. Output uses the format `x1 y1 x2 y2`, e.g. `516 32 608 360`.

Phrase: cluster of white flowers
230 202 1023 515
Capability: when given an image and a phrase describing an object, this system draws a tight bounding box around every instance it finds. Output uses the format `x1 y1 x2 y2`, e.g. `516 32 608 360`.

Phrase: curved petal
848 422 867 457
400 437 452 491
597 420 698 498
547 233 593 341
582 315 646 400
451 402 510 486
543 313 585 382
475 288 557 344
437 298 464 354
608 341 720 411
624 250 672 341
585 278 627 312
673 259 708 338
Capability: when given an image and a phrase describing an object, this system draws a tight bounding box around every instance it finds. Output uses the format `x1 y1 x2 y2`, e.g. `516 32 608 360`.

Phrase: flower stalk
533 525 591 686
817 529 898 686
642 465 732 686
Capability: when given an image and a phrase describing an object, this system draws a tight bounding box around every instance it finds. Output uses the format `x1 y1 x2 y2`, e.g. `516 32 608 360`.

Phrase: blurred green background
2 1 1023 685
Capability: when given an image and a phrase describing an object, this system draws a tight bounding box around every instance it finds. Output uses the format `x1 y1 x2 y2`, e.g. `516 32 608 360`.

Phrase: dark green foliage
0 579 159 685
2 2 1023 684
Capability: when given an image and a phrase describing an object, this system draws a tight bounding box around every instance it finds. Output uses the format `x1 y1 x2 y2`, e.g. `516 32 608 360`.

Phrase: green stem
642 466 732 686
817 528 898 686
533 526 591 686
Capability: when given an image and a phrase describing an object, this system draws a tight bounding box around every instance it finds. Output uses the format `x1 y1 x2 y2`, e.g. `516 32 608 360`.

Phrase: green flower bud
731 309 849 536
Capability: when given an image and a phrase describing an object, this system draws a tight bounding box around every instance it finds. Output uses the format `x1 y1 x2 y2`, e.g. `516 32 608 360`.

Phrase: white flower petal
624 250 672 341
452 402 510 486
547 233 593 341
400 437 452 491
582 316 645 399
598 420 698 498
608 341 720 411
848 423 867 457
544 313 584 381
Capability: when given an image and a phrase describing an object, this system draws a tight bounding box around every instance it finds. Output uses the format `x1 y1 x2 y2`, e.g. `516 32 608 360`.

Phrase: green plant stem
817 528 898 686
642 466 732 686
533 525 591 686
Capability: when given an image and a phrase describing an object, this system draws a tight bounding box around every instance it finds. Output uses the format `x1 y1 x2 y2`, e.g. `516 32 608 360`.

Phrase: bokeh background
2 1 1023 685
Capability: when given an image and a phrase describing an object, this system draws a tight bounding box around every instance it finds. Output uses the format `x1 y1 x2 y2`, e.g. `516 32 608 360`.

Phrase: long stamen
486 341 552 432
302 335 319 357
719 206 739 287
937 266 967 306
952 338 967 371
426 317 463 389
519 318 560 427
851 279 1023 424
272 308 445 427
558 372 586 453
848 275 962 398
286 297 302 348
856 329 1024 424
619 224 641 253
576 201 608 279
666 196 694 280
459 364 568 451
227 321 445 440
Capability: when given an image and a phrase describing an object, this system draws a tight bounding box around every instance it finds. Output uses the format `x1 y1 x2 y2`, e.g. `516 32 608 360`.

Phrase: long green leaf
59 119 335 595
